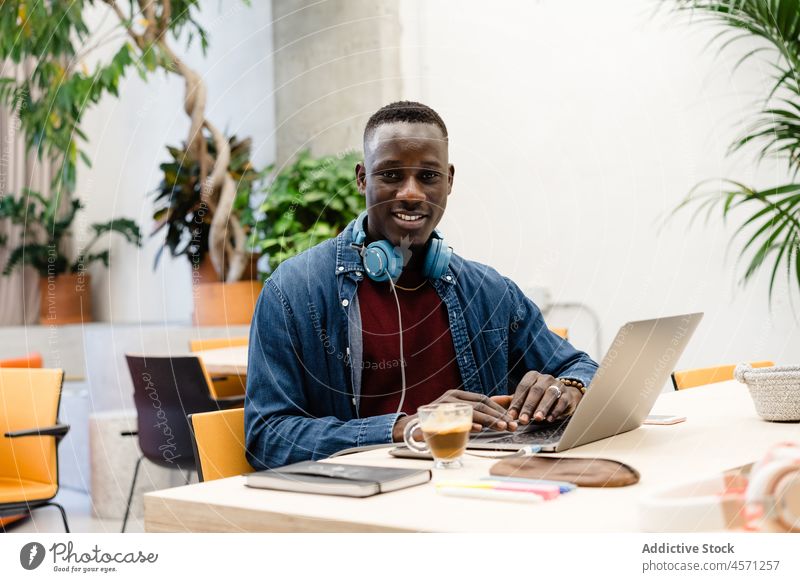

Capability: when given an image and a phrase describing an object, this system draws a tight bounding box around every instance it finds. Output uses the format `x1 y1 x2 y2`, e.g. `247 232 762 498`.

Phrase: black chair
121 355 233 532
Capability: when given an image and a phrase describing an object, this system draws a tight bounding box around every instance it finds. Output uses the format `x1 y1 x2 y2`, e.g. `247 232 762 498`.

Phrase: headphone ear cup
362 241 403 282
422 237 452 280
775 472 800 532
746 454 800 531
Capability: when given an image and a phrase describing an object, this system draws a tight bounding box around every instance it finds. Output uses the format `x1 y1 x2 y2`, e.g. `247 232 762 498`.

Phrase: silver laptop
466 312 703 453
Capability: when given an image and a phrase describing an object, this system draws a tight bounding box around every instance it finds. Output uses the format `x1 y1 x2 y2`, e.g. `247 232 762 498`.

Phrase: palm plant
674 0 800 300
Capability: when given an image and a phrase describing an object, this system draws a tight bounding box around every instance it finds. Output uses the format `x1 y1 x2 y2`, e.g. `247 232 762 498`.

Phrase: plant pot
242 252 262 281
39 273 92 325
192 253 262 285
193 280 262 326
192 254 222 285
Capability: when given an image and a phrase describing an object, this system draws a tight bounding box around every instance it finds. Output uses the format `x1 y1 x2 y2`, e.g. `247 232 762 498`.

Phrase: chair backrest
202 373 247 401
125 355 222 470
189 408 252 482
189 338 248 400
0 352 44 368
671 360 775 390
0 368 63 487
189 337 248 352
549 328 569 340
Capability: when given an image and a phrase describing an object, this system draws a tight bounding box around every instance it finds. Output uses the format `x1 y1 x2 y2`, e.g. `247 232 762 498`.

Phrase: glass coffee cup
403 402 472 469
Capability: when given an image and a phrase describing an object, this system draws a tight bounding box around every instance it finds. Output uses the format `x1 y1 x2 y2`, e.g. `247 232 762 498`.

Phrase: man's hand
392 414 418 443
507 371 583 424
391 389 517 442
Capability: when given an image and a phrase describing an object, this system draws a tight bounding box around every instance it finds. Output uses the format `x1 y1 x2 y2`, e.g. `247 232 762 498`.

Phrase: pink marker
492 482 560 500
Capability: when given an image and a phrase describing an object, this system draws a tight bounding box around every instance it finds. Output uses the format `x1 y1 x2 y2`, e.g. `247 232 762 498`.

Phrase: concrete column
272 0 402 166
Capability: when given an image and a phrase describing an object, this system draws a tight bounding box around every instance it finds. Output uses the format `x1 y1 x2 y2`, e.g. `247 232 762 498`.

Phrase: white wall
399 0 800 366
77 0 276 323
75 0 800 371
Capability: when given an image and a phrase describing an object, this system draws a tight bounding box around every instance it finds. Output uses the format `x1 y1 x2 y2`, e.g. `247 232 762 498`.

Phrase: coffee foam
420 410 472 434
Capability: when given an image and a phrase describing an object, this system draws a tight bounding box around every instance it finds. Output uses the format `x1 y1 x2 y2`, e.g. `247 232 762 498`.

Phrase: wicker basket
734 364 800 422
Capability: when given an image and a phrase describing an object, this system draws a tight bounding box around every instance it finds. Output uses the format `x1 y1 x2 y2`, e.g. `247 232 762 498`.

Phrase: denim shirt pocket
474 327 509 394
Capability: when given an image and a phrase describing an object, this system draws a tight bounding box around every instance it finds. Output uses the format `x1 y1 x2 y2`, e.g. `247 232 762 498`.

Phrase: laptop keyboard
480 419 569 445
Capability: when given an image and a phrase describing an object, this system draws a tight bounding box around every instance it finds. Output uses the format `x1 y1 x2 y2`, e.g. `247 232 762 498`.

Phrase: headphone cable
387 277 407 416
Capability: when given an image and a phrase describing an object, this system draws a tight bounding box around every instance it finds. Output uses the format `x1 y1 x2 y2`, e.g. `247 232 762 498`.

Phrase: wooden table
144 381 799 532
195 346 248 376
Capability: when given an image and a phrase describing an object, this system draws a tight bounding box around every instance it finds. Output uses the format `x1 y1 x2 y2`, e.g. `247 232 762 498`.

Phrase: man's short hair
363 101 448 146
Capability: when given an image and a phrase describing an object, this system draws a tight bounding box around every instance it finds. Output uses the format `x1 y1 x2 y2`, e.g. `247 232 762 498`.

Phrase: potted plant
152 131 264 325
0 1 255 323
0 194 141 324
672 1 800 300
245 150 366 278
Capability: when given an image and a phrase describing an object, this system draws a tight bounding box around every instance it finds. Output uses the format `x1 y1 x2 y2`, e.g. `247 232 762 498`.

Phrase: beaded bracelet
558 377 586 395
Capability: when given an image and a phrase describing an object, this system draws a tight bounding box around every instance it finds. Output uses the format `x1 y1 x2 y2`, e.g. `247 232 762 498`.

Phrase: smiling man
245 101 598 469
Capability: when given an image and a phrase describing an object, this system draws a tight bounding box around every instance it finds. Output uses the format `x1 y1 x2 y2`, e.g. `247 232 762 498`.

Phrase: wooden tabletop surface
144 380 799 532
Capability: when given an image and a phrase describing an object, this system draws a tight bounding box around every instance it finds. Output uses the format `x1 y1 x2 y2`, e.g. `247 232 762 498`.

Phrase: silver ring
549 384 562 399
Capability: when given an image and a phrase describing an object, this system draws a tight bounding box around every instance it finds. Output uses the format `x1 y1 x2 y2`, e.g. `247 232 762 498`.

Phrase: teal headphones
352 211 452 282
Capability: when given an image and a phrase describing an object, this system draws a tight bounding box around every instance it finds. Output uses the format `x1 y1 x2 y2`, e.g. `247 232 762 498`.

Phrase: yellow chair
0 368 70 532
671 360 774 390
188 408 253 482
549 328 569 340
189 337 248 402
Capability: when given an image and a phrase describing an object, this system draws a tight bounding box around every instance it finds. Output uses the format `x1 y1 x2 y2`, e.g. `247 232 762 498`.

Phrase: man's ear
447 164 455 195
355 162 367 195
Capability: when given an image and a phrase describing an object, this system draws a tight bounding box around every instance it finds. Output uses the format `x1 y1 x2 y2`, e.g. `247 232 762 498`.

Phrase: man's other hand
391 389 517 442
507 371 583 424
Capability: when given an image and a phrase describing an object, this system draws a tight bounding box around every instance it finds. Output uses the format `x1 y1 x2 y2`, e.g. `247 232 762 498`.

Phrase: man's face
356 122 454 250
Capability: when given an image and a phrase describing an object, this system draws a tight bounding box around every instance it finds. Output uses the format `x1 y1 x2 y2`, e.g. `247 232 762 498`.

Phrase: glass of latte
403 402 472 469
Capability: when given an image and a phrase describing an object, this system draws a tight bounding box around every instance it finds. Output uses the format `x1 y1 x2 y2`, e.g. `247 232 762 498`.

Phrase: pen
436 486 544 503
436 480 560 500
480 476 576 493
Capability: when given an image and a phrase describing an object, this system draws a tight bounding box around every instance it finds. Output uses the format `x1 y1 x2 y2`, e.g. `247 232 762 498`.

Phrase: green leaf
90 218 143 247
78 150 92 168
73 250 110 271
674 179 800 302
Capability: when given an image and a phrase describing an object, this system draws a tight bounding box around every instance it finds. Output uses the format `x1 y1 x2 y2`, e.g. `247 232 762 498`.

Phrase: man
245 101 598 469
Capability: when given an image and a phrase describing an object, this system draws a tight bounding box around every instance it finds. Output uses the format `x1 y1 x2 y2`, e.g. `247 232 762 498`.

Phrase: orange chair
549 328 569 340
0 353 44 529
189 337 248 352
188 408 253 482
189 337 248 403
0 368 70 532
671 360 774 391
0 352 44 369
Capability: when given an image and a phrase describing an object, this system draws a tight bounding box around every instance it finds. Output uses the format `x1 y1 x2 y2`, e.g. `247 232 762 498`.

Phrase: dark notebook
245 461 431 497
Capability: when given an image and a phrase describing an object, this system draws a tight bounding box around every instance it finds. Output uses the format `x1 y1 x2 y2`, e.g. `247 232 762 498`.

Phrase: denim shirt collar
334 219 457 284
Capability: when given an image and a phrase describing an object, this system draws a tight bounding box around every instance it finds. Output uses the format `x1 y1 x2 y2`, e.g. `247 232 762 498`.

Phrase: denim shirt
245 219 598 469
